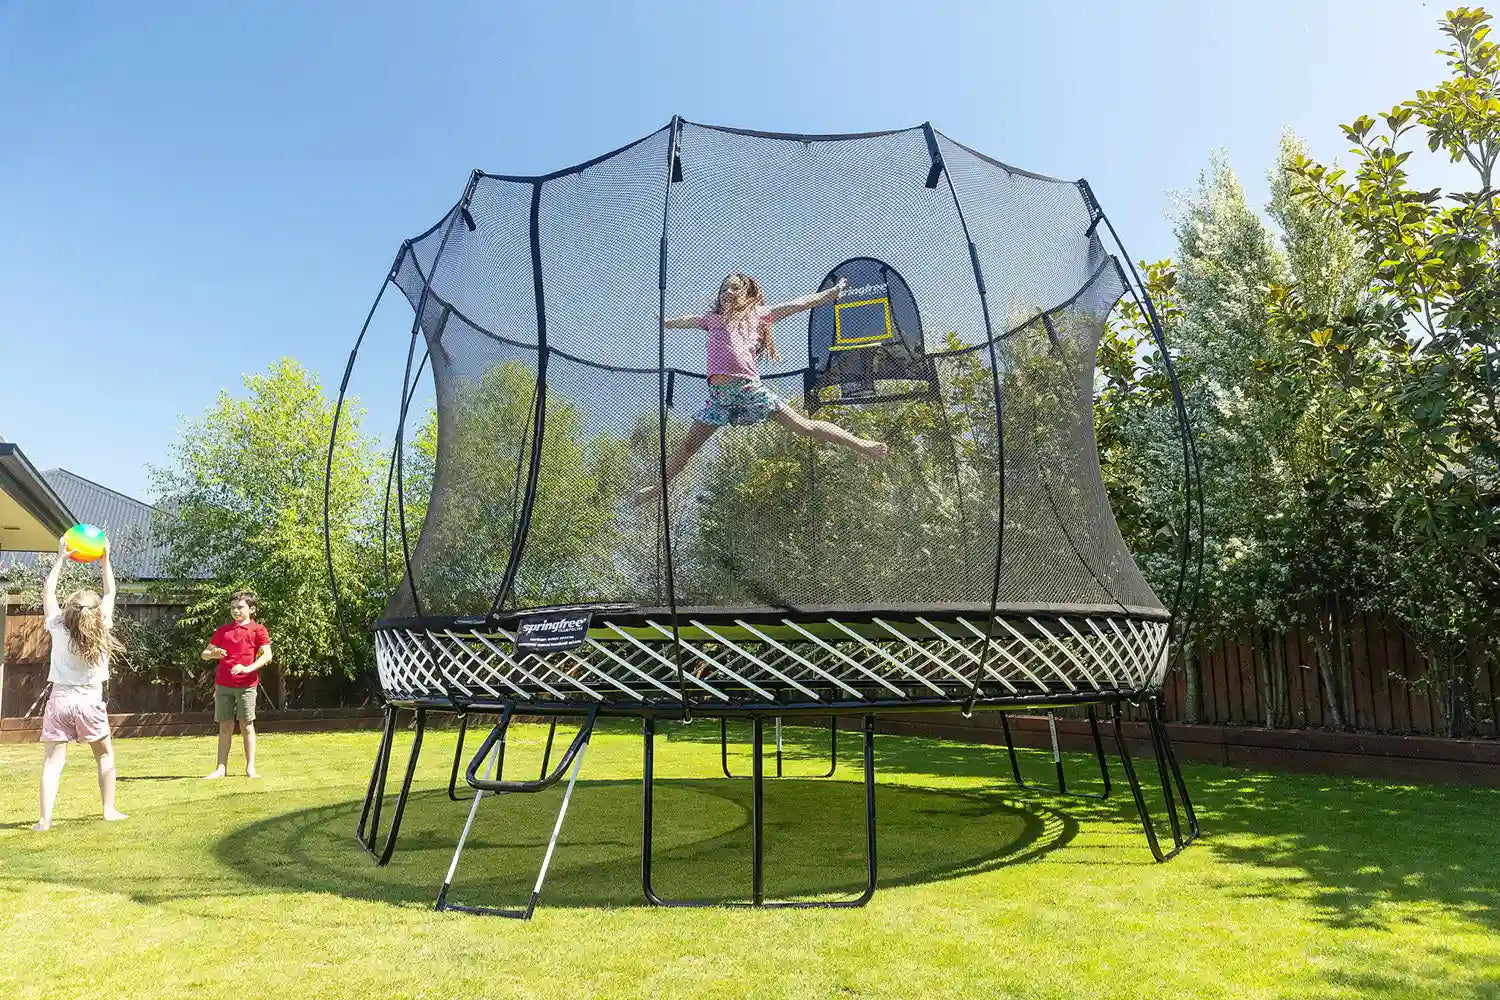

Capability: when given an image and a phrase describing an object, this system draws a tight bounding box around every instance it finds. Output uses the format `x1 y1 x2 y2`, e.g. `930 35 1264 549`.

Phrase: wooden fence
1 604 369 719
4 605 1497 740
1158 613 1499 738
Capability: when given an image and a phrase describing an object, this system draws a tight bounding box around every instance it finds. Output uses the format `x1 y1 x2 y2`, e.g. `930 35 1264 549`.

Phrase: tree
1282 5 1500 734
1098 146 1388 729
150 358 385 682
391 361 636 616
677 334 1002 609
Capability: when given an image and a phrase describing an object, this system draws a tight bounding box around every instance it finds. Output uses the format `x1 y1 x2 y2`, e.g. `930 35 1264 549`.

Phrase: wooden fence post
0 594 8 727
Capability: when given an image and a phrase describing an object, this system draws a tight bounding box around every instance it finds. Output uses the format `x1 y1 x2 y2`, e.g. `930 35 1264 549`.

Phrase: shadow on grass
1187 767 1500 935
213 775 1074 911
701 720 1500 935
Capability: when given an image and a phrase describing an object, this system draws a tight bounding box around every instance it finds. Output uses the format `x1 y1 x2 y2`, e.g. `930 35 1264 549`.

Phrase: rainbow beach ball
63 524 107 563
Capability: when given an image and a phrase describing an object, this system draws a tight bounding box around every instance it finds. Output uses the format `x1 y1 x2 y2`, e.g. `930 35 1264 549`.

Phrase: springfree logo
514 609 594 654
841 282 888 299
521 617 590 634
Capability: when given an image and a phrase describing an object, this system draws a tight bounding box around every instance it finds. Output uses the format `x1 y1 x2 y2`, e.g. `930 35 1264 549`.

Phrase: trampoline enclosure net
383 122 1163 620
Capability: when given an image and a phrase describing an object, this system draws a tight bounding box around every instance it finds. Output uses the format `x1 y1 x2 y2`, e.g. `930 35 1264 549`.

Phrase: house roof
0 443 75 552
0 468 210 580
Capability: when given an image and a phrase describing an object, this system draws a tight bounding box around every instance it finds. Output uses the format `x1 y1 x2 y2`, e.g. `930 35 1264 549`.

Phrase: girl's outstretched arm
99 539 117 619
658 312 704 330
43 537 66 620
767 278 848 322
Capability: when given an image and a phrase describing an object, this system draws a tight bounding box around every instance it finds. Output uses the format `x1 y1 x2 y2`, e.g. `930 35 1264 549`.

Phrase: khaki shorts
214 684 257 724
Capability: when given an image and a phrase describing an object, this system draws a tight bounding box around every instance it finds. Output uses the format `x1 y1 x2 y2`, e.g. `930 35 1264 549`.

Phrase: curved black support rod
1109 698 1200 862
326 254 399 652
720 716 837 780
998 707 1111 801
488 179 551 617
1090 195 1206 673
655 115 691 721
379 348 429 591
392 194 477 713
354 705 428 866
437 704 600 919
644 714 877 909
394 196 468 620
924 124 1006 714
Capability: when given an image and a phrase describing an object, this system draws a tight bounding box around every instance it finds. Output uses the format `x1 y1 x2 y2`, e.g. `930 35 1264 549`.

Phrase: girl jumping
34 535 127 831
641 273 887 501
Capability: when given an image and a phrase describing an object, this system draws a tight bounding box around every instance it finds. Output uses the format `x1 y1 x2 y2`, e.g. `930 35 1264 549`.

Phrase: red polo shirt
211 620 270 689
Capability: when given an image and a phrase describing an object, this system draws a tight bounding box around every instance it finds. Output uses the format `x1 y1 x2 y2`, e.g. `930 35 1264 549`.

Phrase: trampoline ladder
435 704 598 919
447 713 559 801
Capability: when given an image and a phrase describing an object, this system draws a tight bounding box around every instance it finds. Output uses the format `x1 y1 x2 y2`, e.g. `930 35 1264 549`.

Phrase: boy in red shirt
200 591 272 779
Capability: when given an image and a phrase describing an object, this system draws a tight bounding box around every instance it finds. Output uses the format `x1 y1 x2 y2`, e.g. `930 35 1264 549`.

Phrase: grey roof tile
0 469 212 580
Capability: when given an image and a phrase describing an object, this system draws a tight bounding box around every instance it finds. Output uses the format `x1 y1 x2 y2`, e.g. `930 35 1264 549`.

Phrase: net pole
490 180 552 614
926 125 1005 713
1088 190 1205 673
325 249 400 659
393 181 478 710
393 191 469 620
380 349 428 590
656 115 690 720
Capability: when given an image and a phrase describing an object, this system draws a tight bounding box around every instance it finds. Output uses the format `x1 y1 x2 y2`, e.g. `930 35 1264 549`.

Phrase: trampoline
327 118 1202 919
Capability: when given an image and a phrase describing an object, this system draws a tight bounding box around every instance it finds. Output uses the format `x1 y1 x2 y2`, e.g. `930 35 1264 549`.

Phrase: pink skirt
40 690 111 744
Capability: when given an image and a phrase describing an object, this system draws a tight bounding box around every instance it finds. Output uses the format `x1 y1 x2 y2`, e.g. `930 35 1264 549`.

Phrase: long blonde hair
61 589 120 665
716 273 777 360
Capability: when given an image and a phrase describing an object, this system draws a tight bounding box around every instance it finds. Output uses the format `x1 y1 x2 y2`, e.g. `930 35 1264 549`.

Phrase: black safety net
378 120 1163 621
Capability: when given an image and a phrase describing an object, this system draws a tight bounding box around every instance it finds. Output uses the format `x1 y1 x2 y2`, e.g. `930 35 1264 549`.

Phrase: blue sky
0 0 1459 502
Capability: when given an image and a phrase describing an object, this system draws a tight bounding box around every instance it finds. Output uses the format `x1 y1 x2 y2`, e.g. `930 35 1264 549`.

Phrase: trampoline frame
332 118 1206 919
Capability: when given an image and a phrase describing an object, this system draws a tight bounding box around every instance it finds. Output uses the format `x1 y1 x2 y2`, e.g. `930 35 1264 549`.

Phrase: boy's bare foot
862 441 889 460
202 767 226 780
31 820 51 832
103 810 128 822
246 768 259 779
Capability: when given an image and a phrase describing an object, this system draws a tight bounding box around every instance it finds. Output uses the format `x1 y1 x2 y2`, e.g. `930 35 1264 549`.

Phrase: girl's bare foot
202 766 226 780
863 441 889 460
245 768 259 779
103 809 128 822
31 820 51 832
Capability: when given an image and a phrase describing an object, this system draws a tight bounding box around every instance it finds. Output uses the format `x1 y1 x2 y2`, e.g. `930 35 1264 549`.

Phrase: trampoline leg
436 710 596 919
817 716 838 779
752 717 764 905
1111 699 1199 862
448 713 472 802
644 714 877 909
540 718 558 780
721 715 838 780
356 706 427 866
720 717 734 779
1000 707 1111 801
355 704 398 854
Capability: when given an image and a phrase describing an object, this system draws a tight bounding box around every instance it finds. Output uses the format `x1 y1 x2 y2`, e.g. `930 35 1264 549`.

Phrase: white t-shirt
45 600 114 699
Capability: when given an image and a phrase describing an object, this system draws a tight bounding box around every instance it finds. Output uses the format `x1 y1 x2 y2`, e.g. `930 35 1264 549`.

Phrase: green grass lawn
1 720 1497 999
